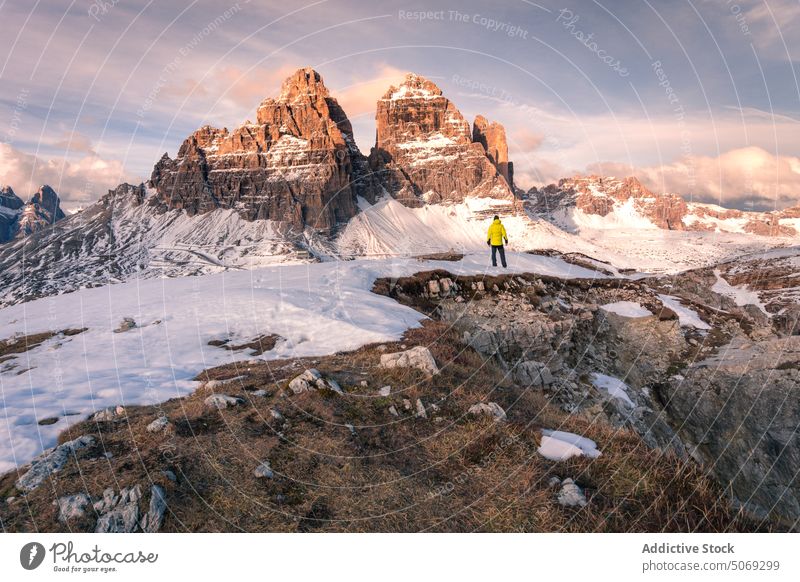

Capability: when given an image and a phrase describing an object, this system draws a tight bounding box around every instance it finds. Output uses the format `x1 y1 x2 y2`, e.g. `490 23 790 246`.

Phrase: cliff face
368 73 514 205
0 185 66 242
472 115 514 191
149 68 373 234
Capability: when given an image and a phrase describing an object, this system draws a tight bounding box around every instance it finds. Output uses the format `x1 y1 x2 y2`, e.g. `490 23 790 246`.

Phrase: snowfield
0 252 606 472
600 301 652 318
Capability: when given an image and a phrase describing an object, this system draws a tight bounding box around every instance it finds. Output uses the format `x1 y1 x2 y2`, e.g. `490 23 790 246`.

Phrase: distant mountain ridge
0 185 66 243
528 175 800 236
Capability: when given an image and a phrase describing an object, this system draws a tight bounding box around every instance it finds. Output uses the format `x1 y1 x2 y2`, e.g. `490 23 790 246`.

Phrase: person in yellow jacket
486 215 508 268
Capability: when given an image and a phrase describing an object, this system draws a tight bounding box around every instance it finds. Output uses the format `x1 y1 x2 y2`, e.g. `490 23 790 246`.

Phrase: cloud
0 143 131 210
334 65 407 119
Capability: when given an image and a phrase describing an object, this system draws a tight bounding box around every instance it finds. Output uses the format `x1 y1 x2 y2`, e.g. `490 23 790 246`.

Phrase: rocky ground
3 261 795 532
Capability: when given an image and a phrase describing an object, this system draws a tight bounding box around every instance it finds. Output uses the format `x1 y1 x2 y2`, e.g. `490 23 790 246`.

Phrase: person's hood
493 218 501 223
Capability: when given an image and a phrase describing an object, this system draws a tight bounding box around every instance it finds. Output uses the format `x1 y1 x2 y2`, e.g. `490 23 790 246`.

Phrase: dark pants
491 244 507 267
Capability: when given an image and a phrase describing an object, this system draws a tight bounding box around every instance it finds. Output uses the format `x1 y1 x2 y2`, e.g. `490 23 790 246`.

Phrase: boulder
113 318 137 333
203 394 243 409
254 461 274 479
380 346 440 376
467 402 507 422
287 368 343 394
146 416 170 433
92 405 126 421
557 478 587 508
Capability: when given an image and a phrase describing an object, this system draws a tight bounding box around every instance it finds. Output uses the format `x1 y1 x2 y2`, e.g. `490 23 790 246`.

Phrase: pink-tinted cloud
0 143 130 209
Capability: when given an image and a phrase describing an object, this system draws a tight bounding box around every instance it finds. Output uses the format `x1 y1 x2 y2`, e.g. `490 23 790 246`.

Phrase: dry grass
0 321 762 533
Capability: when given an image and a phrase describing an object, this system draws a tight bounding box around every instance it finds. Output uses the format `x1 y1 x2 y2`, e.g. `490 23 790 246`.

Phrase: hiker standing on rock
487 215 508 268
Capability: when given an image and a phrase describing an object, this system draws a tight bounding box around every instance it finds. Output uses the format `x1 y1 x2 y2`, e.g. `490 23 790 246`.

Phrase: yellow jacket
487 219 508 246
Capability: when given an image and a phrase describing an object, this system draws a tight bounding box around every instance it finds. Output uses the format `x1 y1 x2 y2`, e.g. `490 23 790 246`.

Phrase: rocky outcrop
529 175 798 236
0 186 24 242
0 185 66 242
368 73 514 205
661 336 800 527
150 68 372 234
472 115 513 190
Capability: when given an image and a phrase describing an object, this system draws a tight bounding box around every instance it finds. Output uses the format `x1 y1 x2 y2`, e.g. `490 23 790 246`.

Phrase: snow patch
658 294 711 330
538 430 602 461
590 373 634 407
600 301 652 318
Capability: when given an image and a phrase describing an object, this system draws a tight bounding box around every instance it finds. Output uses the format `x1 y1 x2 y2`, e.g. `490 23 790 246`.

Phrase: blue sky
1 0 799 210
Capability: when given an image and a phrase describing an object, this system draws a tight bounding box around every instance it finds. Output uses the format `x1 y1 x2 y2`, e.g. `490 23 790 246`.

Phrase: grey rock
378 385 392 396
380 346 439 376
415 398 428 419
662 335 800 528
254 461 274 479
467 402 507 422
55 493 92 521
146 416 170 433
140 485 167 533
92 405 126 421
15 435 95 491
513 361 554 387
557 479 587 507
95 485 142 533
288 368 342 394
113 317 137 333
203 394 243 409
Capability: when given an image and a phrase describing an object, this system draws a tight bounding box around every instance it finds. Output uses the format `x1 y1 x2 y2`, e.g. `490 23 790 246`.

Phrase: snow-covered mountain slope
0 252 605 472
335 195 791 274
0 184 316 308
713 245 800 329
529 175 800 237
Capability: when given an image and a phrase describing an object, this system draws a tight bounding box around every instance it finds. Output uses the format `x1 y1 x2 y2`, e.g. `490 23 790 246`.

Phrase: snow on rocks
658 294 711 330
113 317 137 333
537 430 602 461
380 346 439 376
288 368 343 394
203 394 244 409
254 461 274 479
55 493 92 521
590 373 635 408
467 402 507 422
600 301 652 318
15 435 95 491
557 478 588 507
146 416 170 433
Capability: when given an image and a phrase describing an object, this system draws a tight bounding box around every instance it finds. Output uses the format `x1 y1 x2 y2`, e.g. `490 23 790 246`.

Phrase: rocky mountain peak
150 68 371 234
277 67 330 104
1 186 24 211
369 72 513 205
29 185 66 222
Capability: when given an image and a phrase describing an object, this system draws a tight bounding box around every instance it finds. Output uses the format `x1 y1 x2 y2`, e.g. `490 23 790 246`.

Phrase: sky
0 0 799 211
